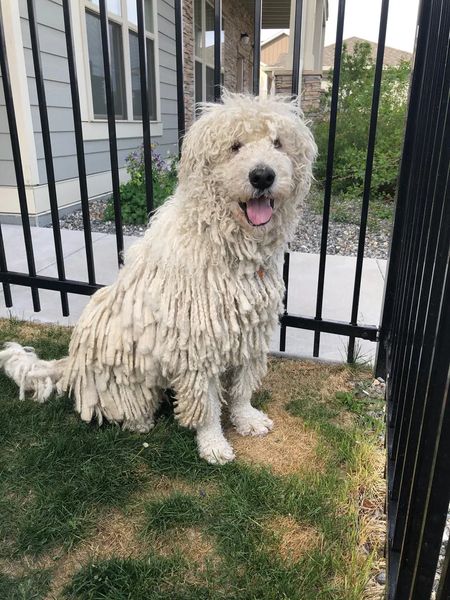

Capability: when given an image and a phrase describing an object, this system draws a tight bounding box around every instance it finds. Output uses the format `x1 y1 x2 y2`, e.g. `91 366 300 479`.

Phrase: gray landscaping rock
52 197 391 259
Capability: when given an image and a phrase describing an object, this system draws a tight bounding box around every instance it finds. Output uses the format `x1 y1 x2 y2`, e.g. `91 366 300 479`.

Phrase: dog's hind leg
121 386 163 433
229 361 273 437
193 380 235 465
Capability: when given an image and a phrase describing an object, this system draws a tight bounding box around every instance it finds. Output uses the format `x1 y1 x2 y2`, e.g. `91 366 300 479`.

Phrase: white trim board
82 120 163 140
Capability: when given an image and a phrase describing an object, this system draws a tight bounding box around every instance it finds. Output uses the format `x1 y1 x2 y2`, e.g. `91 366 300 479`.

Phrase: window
194 0 224 106
84 0 158 121
129 33 157 120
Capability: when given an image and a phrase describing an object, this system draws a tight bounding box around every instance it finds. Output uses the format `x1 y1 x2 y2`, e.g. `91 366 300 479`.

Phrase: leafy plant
104 146 178 225
314 41 411 211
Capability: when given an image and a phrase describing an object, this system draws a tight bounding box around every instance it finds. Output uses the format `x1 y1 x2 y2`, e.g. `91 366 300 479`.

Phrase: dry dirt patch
226 403 320 476
44 509 146 600
151 526 217 564
0 320 70 345
43 476 218 599
266 515 322 563
227 359 354 475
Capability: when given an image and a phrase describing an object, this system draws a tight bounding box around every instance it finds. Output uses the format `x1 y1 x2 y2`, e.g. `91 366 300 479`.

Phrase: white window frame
72 0 162 140
194 0 223 104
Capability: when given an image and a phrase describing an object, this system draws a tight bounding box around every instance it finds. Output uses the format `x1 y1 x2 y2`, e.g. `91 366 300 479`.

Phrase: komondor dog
0 93 316 464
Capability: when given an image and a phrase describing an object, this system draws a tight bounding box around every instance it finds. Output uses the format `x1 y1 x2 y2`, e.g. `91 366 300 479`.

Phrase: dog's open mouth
239 194 274 226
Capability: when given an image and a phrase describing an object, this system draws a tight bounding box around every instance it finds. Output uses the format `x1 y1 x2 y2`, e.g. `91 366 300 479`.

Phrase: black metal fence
1 0 381 361
375 0 450 596
0 1 449 594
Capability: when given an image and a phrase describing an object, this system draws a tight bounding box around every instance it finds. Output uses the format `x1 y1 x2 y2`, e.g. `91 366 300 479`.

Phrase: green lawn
0 318 385 600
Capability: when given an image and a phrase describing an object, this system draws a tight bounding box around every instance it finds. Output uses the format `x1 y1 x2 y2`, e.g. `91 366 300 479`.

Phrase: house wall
182 0 254 130
0 0 179 223
261 34 289 66
0 78 15 187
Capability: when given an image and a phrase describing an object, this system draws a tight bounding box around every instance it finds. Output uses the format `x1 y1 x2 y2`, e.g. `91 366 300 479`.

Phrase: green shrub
314 41 411 206
104 146 178 225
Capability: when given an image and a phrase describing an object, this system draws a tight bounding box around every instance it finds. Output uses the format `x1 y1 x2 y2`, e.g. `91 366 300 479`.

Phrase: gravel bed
54 196 391 259
290 202 391 259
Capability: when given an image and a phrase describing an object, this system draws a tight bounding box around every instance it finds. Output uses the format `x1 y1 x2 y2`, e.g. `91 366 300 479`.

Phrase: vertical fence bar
291 0 303 96
62 0 96 286
0 225 12 308
253 0 262 95
213 0 221 102
390 0 447 501
99 0 124 267
312 0 345 357
388 0 442 447
279 0 303 350
174 0 185 155
392 147 449 553
374 0 430 378
137 0 154 215
383 0 450 595
395 251 450 597
347 0 389 362
279 252 290 351
0 10 38 310
27 0 69 315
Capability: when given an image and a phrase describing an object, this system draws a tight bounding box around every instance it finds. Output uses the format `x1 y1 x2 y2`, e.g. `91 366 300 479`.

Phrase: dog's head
178 92 317 243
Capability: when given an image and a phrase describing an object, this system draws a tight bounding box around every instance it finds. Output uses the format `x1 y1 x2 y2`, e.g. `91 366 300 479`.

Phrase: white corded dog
0 93 316 464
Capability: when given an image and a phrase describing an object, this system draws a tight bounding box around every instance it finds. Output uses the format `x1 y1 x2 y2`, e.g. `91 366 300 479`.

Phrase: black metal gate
375 0 450 596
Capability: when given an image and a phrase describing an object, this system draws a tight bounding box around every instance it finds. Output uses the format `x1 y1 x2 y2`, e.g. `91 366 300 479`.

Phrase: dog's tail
0 342 67 403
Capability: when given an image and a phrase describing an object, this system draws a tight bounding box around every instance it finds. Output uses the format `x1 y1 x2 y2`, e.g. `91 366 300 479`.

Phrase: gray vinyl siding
0 75 16 186
15 0 178 187
157 0 179 157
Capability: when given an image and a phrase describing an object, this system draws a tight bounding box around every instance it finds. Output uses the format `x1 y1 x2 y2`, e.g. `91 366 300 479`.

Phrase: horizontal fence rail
377 0 450 596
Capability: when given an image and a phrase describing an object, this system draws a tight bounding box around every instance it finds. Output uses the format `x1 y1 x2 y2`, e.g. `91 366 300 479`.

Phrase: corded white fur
0 93 316 463
0 342 66 402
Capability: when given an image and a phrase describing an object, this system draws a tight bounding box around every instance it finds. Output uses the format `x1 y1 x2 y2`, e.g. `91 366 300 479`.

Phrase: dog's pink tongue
246 196 273 226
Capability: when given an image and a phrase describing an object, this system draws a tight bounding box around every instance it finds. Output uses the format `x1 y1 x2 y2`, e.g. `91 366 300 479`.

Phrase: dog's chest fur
177 260 284 371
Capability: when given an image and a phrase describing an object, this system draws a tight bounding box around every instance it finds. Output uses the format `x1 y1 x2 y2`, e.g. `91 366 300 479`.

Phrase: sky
261 0 420 53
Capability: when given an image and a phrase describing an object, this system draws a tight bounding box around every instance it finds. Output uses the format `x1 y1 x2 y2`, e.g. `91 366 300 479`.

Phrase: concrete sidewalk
0 225 386 362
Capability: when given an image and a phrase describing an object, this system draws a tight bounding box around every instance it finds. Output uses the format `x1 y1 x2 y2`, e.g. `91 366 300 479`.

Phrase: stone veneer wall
222 0 254 96
182 0 254 130
301 72 322 116
182 0 195 131
274 71 323 117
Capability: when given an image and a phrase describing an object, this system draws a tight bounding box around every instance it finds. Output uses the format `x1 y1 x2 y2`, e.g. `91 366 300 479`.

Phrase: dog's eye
231 141 242 152
273 138 282 149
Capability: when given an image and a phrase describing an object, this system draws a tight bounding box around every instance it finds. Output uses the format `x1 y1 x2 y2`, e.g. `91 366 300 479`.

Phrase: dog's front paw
232 407 274 437
197 438 236 465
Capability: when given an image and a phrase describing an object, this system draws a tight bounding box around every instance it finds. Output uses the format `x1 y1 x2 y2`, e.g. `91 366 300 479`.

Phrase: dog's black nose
249 166 276 190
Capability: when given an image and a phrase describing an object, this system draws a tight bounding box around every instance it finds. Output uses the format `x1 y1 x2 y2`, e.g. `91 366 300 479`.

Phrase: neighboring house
0 0 328 225
182 0 328 128
260 0 328 115
322 36 413 71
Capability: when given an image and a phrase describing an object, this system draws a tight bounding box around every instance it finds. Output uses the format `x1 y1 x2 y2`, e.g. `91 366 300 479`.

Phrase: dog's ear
178 108 225 182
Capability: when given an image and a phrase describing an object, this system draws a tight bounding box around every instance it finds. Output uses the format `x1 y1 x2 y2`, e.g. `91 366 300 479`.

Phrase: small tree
314 41 411 206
